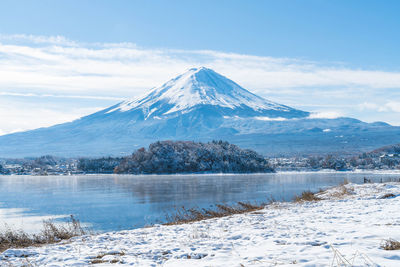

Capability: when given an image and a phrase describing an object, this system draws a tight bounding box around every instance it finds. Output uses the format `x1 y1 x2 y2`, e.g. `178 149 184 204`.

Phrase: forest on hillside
114 140 274 174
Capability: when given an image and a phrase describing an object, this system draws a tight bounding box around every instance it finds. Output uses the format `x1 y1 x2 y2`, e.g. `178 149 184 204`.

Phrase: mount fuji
1 67 400 157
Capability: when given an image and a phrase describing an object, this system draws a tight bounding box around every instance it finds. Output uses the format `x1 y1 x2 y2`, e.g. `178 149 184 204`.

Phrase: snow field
1 182 400 266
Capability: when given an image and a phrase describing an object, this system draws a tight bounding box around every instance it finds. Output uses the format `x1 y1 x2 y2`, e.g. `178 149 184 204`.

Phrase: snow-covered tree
115 140 274 174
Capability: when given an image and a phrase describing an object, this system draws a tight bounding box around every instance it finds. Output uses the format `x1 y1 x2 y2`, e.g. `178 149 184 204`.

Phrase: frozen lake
0 172 399 232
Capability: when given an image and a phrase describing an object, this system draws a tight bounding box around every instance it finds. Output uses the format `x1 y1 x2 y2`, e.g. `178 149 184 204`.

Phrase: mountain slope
0 67 399 157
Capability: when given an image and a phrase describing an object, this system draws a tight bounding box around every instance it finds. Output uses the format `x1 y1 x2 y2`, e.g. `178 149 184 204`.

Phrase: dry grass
90 258 121 265
164 201 265 225
294 191 321 202
294 180 354 202
89 251 125 264
380 193 396 199
90 259 107 264
328 185 354 199
330 245 377 266
0 215 85 253
381 239 400 250
90 251 125 264
167 188 327 223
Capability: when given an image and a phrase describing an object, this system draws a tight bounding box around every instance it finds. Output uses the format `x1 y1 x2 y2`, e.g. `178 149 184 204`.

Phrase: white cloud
0 103 102 136
0 34 79 46
254 116 287 121
358 101 400 113
308 111 343 119
1 34 400 97
358 102 381 111
0 91 123 101
384 101 400 113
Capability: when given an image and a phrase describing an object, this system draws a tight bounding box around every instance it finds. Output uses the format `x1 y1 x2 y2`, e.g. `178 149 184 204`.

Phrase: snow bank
2 183 400 266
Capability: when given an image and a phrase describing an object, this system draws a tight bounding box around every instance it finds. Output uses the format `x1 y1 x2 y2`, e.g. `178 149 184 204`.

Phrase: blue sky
1 0 399 69
0 0 400 134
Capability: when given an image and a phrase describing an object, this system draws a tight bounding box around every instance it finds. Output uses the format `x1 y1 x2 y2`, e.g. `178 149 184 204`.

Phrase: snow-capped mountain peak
106 67 306 119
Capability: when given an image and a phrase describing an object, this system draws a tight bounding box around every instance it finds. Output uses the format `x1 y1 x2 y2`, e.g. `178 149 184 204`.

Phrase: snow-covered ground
1 183 400 266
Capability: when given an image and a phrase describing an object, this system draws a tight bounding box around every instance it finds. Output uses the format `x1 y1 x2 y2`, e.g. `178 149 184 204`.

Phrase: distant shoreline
2 169 400 177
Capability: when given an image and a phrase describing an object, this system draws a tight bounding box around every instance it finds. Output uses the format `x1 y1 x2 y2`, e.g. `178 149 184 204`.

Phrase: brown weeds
329 185 354 199
0 215 85 253
89 251 125 264
380 193 396 199
164 201 265 225
294 191 321 202
381 239 400 250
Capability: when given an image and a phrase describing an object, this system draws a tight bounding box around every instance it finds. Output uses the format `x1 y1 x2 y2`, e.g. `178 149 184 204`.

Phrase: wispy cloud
0 34 79 46
308 111 344 119
0 101 102 135
0 92 123 101
0 34 399 134
359 101 400 113
1 34 400 95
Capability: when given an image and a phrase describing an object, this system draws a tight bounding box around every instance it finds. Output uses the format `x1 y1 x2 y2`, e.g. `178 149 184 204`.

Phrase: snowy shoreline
2 183 400 266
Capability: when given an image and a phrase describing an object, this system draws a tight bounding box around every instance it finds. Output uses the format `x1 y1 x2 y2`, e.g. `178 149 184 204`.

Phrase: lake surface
0 172 399 233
